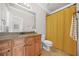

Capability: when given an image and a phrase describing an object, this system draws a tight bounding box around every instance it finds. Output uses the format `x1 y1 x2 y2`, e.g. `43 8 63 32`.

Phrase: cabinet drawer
35 35 41 42
12 38 25 47
0 40 11 50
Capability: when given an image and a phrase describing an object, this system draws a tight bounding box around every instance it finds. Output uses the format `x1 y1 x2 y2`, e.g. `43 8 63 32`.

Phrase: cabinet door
25 37 35 56
0 40 11 56
12 46 25 56
0 49 11 56
25 45 34 56
35 35 42 56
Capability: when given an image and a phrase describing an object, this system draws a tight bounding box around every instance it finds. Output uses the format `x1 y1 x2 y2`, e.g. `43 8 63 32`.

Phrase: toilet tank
41 34 45 41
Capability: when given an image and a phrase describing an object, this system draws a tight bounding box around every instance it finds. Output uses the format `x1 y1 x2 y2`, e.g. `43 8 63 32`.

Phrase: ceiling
10 3 72 14
39 3 70 14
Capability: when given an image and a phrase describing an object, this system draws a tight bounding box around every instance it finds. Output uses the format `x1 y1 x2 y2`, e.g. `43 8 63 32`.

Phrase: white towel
70 14 78 41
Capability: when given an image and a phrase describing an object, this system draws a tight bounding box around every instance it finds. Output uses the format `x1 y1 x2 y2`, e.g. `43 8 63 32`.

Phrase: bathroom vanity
0 32 42 56
0 4 42 56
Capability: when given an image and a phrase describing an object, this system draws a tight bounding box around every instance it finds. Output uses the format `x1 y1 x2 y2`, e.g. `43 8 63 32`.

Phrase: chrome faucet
1 18 9 32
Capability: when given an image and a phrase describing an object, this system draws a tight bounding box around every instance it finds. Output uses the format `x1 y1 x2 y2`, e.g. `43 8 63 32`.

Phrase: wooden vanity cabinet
0 40 11 56
12 37 25 56
25 36 35 56
12 45 25 56
0 48 11 56
34 35 42 56
25 35 42 56
0 34 41 56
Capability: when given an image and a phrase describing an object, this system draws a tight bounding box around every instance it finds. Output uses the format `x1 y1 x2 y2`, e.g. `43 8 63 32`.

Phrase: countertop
0 32 41 41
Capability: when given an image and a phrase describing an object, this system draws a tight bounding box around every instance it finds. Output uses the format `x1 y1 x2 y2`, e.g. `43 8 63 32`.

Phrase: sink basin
19 32 26 35
19 32 36 35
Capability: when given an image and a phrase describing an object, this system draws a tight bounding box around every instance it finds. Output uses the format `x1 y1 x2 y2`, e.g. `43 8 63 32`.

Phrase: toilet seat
45 40 52 45
43 40 52 45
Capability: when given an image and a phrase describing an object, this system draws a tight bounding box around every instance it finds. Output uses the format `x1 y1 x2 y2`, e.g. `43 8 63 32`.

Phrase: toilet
41 35 53 51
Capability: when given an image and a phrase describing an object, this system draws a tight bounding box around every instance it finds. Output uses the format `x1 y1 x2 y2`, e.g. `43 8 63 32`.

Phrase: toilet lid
45 40 53 45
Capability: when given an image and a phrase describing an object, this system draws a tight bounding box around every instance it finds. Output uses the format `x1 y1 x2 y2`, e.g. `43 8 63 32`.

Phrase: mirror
0 3 36 32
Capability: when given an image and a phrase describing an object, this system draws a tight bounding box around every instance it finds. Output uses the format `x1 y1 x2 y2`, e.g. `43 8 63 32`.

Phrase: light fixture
26 4 30 7
23 3 31 8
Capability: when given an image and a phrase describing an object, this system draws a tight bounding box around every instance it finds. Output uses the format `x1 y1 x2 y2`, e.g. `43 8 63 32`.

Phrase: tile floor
41 48 70 56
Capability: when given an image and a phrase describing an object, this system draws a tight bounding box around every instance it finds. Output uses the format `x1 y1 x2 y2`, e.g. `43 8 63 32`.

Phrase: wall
30 3 46 35
0 4 8 32
77 4 79 56
0 4 2 32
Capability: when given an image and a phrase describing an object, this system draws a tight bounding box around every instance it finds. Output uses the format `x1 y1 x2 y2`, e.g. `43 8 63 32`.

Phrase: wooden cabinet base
0 34 41 56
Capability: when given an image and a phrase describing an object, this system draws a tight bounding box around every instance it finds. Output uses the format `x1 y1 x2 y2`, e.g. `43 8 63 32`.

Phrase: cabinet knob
24 45 26 46
8 50 10 52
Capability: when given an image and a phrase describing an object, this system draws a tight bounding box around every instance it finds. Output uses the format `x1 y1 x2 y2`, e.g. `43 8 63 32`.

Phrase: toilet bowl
42 35 53 51
43 40 52 46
